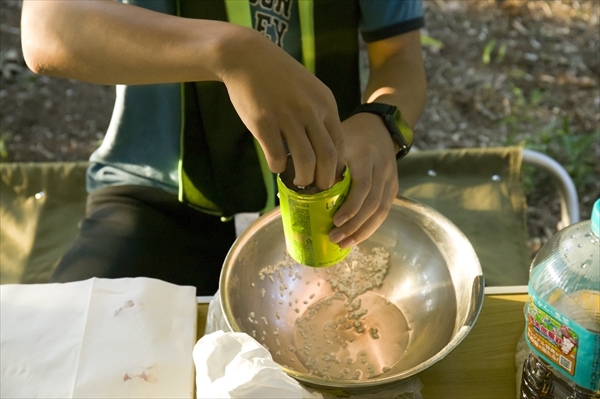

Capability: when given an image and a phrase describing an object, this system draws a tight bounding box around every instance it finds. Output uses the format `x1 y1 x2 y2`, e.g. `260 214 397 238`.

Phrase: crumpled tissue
194 330 324 399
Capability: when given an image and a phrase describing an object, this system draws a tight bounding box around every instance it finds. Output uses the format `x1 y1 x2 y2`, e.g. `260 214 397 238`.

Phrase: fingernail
338 238 355 249
329 231 345 244
334 215 347 227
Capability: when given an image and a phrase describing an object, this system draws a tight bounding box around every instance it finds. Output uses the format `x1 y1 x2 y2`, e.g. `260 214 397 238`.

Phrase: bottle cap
592 198 600 237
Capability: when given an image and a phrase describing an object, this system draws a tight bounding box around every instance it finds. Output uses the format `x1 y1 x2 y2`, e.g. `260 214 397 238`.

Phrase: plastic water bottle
520 199 600 398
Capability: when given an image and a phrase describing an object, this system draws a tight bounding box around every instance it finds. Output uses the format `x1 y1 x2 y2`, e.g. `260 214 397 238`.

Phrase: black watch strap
351 103 414 160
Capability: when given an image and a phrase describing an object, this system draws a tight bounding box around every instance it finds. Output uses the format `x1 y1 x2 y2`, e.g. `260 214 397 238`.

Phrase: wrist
347 112 398 158
211 23 262 82
350 103 414 159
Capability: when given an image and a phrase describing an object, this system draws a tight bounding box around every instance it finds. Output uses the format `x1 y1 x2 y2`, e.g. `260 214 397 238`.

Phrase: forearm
364 31 427 128
331 30 426 247
21 0 249 85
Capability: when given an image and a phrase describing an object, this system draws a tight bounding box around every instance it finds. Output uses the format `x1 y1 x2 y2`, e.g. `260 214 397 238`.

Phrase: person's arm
21 0 344 189
329 30 427 248
21 0 230 84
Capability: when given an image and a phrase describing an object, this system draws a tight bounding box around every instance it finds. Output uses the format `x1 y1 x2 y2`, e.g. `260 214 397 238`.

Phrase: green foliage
529 88 542 106
482 39 497 65
496 43 507 63
16 72 39 87
531 119 598 187
482 39 510 65
507 117 599 191
420 35 444 50
501 86 598 193
0 132 11 161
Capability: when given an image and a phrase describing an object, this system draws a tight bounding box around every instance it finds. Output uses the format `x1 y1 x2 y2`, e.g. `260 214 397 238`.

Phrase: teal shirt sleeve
359 0 424 42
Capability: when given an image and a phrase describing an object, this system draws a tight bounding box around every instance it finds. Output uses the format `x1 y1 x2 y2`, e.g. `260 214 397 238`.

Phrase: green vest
178 0 361 219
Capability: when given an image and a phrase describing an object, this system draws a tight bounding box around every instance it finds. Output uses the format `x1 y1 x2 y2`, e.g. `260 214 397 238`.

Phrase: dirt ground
1 0 599 256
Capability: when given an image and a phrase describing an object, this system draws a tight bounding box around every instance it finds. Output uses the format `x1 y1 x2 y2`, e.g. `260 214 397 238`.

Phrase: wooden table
197 293 528 398
419 294 527 398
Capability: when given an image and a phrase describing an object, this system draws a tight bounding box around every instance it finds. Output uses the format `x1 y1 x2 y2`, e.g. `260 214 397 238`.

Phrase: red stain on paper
123 365 158 383
113 300 135 316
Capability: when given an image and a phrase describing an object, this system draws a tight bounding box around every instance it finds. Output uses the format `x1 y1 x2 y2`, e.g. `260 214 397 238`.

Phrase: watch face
393 109 414 148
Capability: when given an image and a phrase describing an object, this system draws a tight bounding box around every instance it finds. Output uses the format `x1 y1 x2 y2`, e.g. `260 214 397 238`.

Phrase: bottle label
525 290 600 391
277 167 351 267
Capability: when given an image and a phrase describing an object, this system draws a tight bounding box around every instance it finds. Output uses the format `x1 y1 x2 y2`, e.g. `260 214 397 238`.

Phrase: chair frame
521 149 580 228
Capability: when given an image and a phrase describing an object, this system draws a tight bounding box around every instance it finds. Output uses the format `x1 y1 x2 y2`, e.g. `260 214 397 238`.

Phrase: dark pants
51 185 236 295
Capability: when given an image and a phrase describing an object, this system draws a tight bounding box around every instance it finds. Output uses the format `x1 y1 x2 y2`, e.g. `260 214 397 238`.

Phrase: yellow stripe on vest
222 0 315 216
179 0 316 217
224 0 253 28
179 161 221 214
224 0 315 72
298 0 315 74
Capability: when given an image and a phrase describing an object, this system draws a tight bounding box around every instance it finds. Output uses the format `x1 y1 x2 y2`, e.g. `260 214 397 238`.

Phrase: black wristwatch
350 103 414 159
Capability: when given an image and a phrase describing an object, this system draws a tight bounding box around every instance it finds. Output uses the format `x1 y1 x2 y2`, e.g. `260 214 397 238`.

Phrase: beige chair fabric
0 147 530 286
1 162 88 284
398 147 530 286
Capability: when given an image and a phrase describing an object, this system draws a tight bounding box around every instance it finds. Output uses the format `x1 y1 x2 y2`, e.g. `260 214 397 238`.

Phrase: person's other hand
328 112 399 248
219 28 345 191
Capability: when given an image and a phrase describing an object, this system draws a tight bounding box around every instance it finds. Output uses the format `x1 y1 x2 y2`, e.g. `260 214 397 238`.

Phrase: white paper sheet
1 277 197 398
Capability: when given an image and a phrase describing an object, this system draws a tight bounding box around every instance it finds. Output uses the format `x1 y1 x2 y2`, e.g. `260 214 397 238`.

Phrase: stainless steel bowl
219 196 484 390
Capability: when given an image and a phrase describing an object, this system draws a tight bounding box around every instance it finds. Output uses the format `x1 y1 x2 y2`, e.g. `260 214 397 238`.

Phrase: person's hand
328 112 399 248
218 28 345 191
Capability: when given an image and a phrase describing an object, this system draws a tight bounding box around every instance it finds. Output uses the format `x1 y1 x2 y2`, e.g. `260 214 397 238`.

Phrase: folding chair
0 147 578 287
